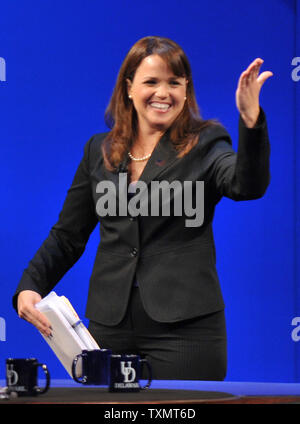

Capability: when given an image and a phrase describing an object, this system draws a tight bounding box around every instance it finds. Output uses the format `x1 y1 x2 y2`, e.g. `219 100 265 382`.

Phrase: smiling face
127 54 188 135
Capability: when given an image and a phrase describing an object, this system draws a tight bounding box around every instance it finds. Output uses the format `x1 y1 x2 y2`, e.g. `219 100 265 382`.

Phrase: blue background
0 0 299 382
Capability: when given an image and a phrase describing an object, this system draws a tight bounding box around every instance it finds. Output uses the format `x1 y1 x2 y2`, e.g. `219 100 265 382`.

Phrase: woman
14 36 272 380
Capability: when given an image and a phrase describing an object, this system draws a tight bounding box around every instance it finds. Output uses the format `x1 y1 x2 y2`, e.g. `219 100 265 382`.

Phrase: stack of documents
36 292 100 377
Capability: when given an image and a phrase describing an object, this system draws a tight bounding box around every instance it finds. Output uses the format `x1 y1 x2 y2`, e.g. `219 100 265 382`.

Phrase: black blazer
13 109 270 325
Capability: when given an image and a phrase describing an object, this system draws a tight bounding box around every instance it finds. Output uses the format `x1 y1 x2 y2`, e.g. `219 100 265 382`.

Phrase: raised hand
236 58 273 128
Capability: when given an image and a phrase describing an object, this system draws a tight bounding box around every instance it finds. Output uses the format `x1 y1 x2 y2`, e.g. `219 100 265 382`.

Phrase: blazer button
131 248 138 257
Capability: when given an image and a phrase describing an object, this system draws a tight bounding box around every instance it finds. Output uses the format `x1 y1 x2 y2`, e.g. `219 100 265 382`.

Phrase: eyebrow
142 76 182 80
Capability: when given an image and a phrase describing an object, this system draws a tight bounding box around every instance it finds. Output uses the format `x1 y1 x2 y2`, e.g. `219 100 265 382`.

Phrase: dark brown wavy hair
102 36 217 171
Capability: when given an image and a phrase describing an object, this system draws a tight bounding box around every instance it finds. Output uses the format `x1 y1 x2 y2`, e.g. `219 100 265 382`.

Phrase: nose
155 83 169 99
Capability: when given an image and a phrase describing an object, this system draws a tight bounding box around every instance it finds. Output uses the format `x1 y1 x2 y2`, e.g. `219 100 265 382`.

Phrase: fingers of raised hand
248 58 264 80
239 59 263 87
241 58 273 88
257 70 274 87
238 73 248 89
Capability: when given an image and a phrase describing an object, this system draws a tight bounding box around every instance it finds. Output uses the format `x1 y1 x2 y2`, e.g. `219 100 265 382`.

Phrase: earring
184 96 187 100
128 94 132 99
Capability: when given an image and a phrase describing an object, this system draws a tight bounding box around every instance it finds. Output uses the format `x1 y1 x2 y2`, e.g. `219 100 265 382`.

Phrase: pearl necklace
128 151 152 162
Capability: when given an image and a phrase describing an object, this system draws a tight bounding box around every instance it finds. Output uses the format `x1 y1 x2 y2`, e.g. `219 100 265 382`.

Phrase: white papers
35 292 100 377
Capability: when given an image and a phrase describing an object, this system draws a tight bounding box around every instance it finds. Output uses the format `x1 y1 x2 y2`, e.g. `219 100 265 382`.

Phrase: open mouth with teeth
149 102 171 112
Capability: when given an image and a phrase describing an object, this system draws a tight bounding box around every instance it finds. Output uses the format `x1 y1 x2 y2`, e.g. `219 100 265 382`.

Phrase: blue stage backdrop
0 0 299 382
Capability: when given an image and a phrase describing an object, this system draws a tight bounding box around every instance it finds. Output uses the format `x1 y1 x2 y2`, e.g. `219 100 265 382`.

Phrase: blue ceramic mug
72 349 111 385
109 354 152 392
6 358 50 396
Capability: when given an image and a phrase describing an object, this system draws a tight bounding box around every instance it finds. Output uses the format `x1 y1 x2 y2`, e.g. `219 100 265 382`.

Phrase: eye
169 80 180 86
144 79 156 85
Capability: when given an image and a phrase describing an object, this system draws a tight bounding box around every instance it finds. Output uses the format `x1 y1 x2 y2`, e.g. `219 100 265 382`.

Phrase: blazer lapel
138 132 179 186
103 132 179 201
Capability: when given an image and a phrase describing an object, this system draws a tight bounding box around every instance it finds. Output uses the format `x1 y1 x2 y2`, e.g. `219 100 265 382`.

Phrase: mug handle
139 359 152 390
72 353 87 384
35 363 50 394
